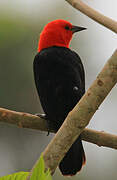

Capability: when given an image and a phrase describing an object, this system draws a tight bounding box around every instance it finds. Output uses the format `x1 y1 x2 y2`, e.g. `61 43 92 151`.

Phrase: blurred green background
0 0 117 179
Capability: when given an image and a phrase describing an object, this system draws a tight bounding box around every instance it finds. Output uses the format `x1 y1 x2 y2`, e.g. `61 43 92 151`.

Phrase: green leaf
0 154 52 180
0 172 29 180
30 154 52 180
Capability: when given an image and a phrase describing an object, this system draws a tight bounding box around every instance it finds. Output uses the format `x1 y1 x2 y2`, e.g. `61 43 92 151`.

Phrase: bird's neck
38 31 70 52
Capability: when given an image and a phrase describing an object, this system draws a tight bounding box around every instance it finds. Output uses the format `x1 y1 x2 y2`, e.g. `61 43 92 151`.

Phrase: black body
33 46 85 175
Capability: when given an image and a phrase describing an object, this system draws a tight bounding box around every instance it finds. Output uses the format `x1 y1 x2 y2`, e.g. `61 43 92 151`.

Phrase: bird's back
33 46 85 131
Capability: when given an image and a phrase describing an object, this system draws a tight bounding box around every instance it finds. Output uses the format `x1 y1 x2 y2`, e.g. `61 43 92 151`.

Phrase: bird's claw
35 113 47 119
35 113 50 136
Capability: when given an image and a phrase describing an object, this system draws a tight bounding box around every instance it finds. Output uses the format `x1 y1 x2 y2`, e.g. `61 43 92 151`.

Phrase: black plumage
33 46 86 175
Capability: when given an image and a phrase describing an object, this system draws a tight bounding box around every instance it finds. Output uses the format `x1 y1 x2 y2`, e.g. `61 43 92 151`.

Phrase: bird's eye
65 26 70 30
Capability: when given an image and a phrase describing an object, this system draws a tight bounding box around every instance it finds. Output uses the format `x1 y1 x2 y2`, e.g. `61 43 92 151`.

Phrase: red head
38 19 86 52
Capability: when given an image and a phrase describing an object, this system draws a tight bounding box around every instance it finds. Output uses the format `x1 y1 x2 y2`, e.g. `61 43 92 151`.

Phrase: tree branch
40 50 117 175
81 129 117 150
66 0 117 33
1 107 117 150
24 49 117 179
0 107 50 132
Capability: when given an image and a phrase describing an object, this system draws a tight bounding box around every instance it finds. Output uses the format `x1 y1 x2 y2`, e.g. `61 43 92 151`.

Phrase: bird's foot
35 113 47 119
35 113 50 136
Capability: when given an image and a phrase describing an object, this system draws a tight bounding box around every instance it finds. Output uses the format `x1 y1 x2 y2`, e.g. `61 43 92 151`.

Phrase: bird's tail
59 136 86 176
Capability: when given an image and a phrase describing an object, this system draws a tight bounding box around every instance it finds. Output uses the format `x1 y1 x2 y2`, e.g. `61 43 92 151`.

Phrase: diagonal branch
66 0 117 33
25 49 117 179
41 50 117 175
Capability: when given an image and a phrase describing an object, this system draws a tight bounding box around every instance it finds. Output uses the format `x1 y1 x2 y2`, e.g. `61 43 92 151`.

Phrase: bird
33 19 86 176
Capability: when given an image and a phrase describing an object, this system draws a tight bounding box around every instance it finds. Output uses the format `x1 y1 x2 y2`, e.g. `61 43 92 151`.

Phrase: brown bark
0 108 50 132
0 107 117 150
81 129 117 149
1 108 117 150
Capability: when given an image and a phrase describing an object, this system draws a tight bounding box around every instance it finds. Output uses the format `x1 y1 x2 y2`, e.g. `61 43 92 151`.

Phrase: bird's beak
71 25 87 33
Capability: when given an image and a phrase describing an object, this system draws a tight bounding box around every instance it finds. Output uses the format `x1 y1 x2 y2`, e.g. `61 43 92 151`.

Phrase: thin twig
81 129 117 149
66 0 117 33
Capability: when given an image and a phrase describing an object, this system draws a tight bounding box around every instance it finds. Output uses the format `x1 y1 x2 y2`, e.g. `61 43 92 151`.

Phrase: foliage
0 154 52 180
